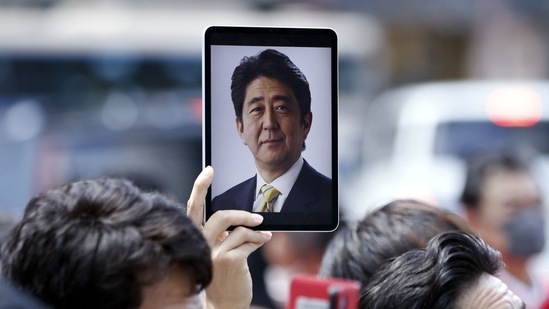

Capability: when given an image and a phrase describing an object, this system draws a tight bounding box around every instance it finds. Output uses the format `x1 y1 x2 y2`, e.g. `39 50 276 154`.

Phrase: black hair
230 48 311 124
360 231 502 309
318 199 473 288
1 178 212 309
460 149 533 209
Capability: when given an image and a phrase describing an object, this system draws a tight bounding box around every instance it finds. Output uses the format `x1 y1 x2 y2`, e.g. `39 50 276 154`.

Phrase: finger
203 210 263 246
217 227 271 252
215 228 272 258
218 231 229 243
186 166 214 227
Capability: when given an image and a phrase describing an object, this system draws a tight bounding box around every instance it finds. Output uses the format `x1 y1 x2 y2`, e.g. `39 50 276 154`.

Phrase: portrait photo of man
209 47 334 222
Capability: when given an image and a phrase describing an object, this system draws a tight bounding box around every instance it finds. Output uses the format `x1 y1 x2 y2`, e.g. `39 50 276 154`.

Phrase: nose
263 108 279 130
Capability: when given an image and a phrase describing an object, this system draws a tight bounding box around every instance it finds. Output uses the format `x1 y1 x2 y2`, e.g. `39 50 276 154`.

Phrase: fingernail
260 231 273 239
252 214 264 223
202 166 213 177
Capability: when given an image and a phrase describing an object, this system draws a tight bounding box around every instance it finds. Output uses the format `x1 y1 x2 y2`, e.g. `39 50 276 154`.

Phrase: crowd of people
0 149 546 308
0 46 546 309
1 167 272 309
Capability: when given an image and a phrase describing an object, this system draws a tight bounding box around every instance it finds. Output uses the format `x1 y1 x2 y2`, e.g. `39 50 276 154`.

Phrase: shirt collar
255 156 304 198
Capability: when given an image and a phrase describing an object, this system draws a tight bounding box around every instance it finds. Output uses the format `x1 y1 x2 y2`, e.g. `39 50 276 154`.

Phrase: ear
236 117 246 145
302 112 312 140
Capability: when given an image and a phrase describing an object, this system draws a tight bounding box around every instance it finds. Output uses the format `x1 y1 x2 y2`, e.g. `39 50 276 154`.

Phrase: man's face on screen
237 76 311 177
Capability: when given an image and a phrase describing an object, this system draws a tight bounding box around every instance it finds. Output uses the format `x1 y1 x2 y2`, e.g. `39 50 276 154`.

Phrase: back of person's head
318 199 473 287
230 48 311 122
361 231 505 309
1 178 212 309
461 149 533 210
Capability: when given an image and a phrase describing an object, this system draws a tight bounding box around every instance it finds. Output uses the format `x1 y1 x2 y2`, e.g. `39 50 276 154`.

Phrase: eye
275 105 289 112
249 106 263 115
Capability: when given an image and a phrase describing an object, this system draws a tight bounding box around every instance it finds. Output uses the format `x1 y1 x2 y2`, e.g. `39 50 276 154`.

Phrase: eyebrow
246 95 292 105
246 96 264 105
272 94 292 103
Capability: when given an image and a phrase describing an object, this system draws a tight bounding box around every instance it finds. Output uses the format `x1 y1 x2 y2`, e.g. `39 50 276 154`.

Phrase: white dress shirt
252 157 304 212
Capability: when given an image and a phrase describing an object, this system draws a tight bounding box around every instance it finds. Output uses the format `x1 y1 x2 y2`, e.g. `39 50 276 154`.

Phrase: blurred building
0 1 384 217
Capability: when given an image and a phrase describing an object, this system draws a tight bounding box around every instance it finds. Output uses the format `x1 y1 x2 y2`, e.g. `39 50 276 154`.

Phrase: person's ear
236 117 247 145
302 112 312 140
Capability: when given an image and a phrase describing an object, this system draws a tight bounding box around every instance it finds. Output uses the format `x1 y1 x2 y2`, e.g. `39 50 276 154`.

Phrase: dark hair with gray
230 48 311 124
318 199 473 288
361 231 502 309
1 178 212 309
460 149 533 210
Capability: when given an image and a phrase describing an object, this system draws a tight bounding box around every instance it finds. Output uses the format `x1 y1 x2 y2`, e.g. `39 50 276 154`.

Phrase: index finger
186 166 214 227
202 210 264 245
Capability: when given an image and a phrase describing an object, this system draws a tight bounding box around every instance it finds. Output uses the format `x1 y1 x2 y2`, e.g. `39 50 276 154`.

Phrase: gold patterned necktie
260 184 280 212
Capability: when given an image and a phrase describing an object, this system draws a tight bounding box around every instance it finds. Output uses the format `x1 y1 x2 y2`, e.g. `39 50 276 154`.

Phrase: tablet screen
204 26 338 231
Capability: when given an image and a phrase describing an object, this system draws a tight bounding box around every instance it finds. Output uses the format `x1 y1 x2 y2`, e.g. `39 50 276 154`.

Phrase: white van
343 80 549 280
345 80 549 216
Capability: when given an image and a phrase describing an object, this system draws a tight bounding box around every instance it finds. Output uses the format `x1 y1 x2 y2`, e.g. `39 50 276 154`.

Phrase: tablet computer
204 26 338 231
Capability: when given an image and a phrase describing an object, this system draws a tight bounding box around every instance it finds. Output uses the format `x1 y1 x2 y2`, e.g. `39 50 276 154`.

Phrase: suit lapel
280 162 318 213
233 176 256 211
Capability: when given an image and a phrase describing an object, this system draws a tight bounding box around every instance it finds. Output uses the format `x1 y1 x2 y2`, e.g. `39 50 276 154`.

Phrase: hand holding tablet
204 26 338 231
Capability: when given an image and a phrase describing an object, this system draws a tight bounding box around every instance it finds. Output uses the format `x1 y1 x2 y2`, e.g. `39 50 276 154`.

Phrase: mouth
261 138 283 145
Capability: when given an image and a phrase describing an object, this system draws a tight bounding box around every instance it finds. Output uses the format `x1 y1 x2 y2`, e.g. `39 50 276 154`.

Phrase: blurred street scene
1 0 549 307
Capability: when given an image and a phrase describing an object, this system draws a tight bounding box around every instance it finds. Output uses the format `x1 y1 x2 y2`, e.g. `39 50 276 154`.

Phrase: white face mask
264 265 295 307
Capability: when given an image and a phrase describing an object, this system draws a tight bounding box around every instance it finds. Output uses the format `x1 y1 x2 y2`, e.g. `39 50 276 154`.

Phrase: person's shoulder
302 160 332 186
215 177 255 198
285 160 332 213
212 177 256 211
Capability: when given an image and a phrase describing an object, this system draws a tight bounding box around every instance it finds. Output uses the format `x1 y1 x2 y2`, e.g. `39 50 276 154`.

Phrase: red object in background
190 97 203 122
542 295 549 309
486 86 543 128
287 274 360 309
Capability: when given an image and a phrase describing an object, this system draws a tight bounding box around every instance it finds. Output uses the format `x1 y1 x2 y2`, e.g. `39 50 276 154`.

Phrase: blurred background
1 0 549 307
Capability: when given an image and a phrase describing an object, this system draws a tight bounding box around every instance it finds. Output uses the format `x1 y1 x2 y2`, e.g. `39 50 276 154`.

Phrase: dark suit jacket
212 160 332 214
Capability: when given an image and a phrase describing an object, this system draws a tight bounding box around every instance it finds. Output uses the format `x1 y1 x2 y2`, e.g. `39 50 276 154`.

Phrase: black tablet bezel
204 26 338 231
